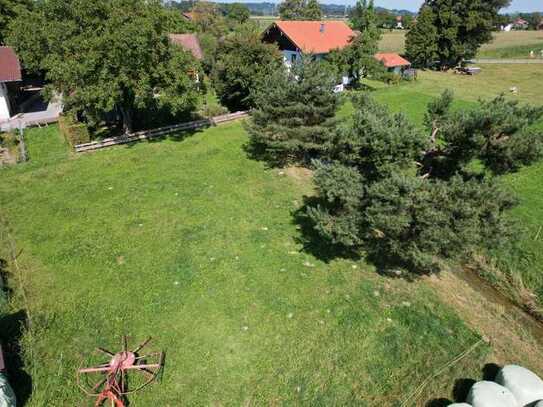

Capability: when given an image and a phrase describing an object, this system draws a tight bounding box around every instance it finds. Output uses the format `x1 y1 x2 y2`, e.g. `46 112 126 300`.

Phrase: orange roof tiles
375 53 411 68
273 20 356 54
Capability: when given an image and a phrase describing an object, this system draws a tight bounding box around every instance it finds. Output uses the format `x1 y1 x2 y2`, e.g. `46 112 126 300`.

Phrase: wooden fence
75 111 248 153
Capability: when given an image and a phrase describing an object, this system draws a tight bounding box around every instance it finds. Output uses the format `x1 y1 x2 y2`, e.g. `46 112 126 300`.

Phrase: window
291 53 297 63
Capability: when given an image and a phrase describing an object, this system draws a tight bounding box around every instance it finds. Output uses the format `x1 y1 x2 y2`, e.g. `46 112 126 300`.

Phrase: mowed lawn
0 122 490 406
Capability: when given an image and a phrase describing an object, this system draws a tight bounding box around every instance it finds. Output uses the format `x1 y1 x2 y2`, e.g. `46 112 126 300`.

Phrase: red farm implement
77 336 164 407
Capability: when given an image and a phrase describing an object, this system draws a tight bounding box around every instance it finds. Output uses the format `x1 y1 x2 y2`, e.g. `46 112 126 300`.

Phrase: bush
0 132 19 150
59 114 90 147
198 102 228 119
381 72 401 85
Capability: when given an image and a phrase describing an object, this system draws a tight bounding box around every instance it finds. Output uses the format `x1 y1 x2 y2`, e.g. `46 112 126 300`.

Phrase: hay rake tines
77 336 164 407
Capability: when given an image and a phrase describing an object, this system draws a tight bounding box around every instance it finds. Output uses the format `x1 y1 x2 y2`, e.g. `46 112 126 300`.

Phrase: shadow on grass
0 258 33 406
425 363 502 406
121 127 206 150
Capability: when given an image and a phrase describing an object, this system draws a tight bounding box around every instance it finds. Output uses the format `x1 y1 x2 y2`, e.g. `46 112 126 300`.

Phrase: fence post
17 123 28 163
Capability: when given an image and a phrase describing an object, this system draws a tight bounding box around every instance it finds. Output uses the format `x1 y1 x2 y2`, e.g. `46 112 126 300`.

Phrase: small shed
0 47 22 122
375 53 411 75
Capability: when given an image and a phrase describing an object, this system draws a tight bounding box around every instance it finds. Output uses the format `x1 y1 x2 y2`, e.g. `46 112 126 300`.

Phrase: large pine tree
306 92 543 275
245 59 339 166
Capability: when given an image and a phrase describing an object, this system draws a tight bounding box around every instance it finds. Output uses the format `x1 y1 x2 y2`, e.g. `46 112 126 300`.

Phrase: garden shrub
59 114 90 147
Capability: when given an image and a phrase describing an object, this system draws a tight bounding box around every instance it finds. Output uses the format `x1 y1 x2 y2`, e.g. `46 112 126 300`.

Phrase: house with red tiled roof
375 53 411 75
262 20 357 91
0 47 22 122
169 34 204 60
262 20 356 67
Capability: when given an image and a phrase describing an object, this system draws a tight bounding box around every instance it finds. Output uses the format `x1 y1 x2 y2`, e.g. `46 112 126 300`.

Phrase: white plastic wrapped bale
466 381 518 407
496 365 543 407
448 404 472 406
0 373 16 407
534 401 543 407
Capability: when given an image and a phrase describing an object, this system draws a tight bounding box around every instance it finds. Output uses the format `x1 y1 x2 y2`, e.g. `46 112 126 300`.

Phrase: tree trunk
119 105 133 134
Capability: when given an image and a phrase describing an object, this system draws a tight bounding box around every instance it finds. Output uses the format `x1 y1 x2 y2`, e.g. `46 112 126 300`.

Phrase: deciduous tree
279 0 322 21
7 0 201 132
333 0 382 85
212 24 282 111
0 0 31 44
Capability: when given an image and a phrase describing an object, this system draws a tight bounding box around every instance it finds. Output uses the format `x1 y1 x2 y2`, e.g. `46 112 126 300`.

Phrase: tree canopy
406 0 511 68
7 0 200 132
0 0 31 45
224 3 251 25
212 24 282 111
405 5 438 68
278 0 323 21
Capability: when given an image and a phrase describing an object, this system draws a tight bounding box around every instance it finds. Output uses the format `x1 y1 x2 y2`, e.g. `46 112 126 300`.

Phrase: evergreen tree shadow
292 196 361 264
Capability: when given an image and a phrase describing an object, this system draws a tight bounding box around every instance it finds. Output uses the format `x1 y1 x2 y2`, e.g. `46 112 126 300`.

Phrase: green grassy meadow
1 64 543 405
1 122 489 406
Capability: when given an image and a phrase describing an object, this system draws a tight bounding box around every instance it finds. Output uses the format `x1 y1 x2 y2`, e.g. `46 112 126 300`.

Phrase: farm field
379 30 543 57
1 64 543 405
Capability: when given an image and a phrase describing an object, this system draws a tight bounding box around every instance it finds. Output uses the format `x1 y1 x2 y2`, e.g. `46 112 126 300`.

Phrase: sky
366 0 540 12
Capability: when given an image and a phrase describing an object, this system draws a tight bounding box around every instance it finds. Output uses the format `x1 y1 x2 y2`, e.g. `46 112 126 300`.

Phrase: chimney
320 23 325 33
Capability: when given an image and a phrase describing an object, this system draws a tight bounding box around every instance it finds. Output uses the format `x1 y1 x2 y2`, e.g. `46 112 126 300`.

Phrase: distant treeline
165 1 541 30
165 0 415 18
